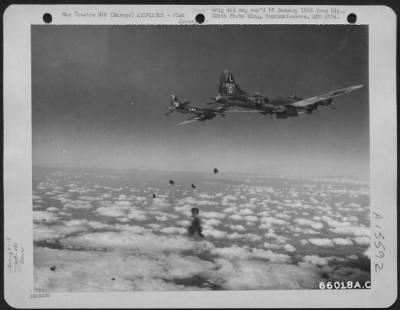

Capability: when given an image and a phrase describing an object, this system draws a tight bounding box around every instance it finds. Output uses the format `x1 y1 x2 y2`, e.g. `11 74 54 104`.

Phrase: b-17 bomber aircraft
166 94 255 125
208 70 363 119
166 95 229 125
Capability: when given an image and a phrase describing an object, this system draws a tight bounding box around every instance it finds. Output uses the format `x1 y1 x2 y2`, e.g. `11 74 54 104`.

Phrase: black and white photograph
2 3 398 308
31 24 372 292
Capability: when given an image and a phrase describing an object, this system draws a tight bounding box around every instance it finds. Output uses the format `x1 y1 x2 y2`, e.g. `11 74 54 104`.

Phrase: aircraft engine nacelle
286 109 298 117
318 99 333 106
251 95 269 107
206 112 217 119
305 103 319 114
276 112 288 119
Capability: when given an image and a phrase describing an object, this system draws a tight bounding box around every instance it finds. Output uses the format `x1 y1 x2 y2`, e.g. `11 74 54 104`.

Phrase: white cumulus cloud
308 238 334 247
294 218 323 230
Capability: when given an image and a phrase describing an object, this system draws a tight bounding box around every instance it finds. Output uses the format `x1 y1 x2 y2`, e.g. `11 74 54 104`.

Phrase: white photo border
3 4 397 308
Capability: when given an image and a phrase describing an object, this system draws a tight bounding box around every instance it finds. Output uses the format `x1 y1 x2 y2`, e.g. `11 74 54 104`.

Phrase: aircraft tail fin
171 94 180 106
218 70 247 96
167 95 189 115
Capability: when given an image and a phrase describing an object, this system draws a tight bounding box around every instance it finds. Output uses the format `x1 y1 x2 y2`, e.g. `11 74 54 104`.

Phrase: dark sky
32 25 369 178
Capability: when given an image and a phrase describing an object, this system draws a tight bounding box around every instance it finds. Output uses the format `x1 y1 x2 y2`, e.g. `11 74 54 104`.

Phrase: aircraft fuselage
216 94 301 114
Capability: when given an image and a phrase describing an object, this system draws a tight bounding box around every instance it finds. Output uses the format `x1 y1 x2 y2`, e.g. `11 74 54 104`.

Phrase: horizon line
32 165 369 181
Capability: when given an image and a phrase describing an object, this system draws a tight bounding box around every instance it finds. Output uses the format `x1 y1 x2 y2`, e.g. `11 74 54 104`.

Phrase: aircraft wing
286 85 363 108
178 116 204 125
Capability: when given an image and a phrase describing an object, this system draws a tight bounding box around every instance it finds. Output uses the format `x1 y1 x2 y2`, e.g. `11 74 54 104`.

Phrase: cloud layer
33 169 370 291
